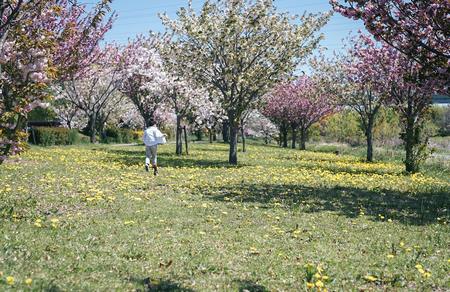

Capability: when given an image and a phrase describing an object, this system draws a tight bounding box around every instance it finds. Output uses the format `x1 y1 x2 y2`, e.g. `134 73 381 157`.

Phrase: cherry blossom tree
0 0 26 38
387 56 444 172
343 34 399 162
0 0 113 163
161 0 331 164
193 94 225 143
330 0 449 82
53 98 86 129
245 110 277 145
264 76 335 150
119 35 168 128
56 46 123 143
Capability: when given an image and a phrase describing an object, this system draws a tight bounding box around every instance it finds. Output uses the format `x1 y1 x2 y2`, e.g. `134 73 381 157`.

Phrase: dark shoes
146 164 158 176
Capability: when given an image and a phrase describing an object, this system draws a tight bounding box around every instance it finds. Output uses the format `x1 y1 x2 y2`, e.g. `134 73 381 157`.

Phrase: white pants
145 145 158 166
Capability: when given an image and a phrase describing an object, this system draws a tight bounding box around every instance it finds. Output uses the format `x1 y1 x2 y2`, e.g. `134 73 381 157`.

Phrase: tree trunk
183 126 189 155
213 131 217 141
196 130 203 141
209 129 213 143
365 116 375 162
299 127 307 150
176 115 182 156
89 113 96 143
229 123 239 165
404 116 419 173
282 128 288 148
291 126 297 149
222 121 229 143
241 126 246 153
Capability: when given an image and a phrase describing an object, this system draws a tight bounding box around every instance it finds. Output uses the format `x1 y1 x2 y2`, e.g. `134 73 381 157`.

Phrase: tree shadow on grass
100 148 247 168
233 279 269 292
129 276 195 292
199 183 449 226
101 148 398 176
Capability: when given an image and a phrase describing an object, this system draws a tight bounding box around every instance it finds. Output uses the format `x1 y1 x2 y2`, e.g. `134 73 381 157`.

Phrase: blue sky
98 0 364 55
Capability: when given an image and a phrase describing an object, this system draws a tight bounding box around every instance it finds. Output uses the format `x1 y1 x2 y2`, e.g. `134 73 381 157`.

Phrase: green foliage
315 110 365 146
372 108 401 145
102 127 137 144
27 107 57 122
32 127 80 146
429 105 450 136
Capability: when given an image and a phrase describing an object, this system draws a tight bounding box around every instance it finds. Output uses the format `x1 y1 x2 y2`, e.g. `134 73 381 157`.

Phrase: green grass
0 143 449 291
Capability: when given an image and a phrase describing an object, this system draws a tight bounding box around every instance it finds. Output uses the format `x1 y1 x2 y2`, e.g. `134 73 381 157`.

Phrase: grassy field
0 142 449 291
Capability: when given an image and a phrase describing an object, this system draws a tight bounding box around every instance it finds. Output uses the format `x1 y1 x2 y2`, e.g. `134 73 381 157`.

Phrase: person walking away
143 119 166 175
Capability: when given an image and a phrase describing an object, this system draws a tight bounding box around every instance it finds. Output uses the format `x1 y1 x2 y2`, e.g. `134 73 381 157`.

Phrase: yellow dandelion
6 276 14 285
306 282 315 289
315 280 324 288
399 241 405 247
364 275 377 282
34 219 42 227
25 278 32 285
314 272 321 279
387 254 395 259
423 272 431 278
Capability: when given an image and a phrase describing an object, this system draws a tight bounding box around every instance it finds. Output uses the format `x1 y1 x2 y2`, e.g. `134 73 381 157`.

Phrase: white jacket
143 126 166 146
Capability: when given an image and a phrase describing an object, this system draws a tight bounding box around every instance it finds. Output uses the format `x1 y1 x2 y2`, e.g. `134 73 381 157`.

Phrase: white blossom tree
161 0 330 164
119 35 168 127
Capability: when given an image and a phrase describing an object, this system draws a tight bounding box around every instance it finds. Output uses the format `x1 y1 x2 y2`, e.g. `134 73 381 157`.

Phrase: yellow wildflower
34 219 42 227
25 278 32 285
315 280 324 288
387 254 395 259
306 282 315 289
6 276 14 285
423 272 431 278
364 275 377 282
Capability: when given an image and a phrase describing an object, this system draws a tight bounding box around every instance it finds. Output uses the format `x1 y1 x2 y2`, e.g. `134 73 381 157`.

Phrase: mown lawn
0 143 449 291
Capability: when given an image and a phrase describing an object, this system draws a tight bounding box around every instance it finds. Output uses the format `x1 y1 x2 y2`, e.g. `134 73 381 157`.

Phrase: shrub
32 127 79 146
120 129 134 143
132 130 144 141
102 126 136 144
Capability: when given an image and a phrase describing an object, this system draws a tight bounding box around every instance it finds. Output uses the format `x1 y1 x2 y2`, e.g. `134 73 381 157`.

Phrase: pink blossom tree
387 55 444 172
119 35 168 128
343 34 399 162
330 0 449 81
264 76 336 150
0 0 113 163
55 46 124 143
